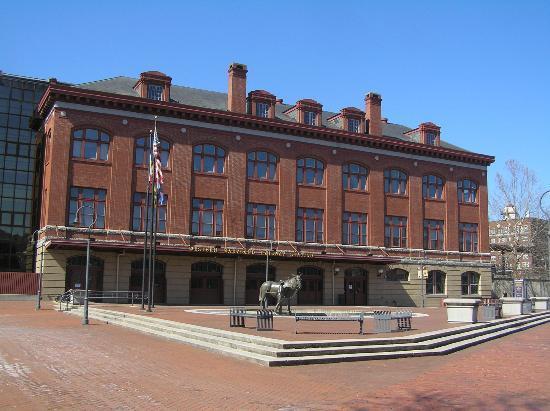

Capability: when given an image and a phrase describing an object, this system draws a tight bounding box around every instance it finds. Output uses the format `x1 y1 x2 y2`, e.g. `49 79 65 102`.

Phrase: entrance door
130 260 167 304
344 268 368 306
297 266 323 305
190 262 223 304
66 256 104 291
245 264 275 305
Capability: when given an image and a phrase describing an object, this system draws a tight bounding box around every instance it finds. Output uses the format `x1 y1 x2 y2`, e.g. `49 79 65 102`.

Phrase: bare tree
490 160 548 280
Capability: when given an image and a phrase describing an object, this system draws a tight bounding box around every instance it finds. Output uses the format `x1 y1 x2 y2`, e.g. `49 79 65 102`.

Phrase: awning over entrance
44 239 400 265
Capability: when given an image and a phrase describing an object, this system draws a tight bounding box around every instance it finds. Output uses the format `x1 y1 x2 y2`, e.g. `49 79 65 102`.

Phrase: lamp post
31 229 45 310
540 189 550 276
73 204 97 326
265 240 272 282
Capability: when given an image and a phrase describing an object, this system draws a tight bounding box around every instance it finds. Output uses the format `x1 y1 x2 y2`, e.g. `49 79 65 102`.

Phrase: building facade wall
38 248 492 306
40 106 489 250
33 75 494 306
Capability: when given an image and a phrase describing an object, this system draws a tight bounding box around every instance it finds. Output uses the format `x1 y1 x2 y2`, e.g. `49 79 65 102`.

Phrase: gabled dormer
327 107 366 133
283 99 322 126
247 90 276 119
405 122 441 146
133 71 172 102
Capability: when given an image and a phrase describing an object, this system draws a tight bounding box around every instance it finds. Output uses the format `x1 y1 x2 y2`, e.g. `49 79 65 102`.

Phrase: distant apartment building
489 206 549 279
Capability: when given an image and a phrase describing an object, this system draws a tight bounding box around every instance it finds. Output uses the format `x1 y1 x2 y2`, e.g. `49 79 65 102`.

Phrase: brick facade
34 65 495 306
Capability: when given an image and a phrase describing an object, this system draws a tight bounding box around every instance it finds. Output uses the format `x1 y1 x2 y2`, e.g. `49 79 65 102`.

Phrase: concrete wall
39 249 492 306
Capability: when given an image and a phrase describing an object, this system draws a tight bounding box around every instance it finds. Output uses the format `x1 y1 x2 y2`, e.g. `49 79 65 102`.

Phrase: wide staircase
67 307 550 367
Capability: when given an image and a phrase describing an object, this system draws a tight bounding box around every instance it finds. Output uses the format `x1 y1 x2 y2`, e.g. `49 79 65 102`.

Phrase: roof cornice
37 84 495 166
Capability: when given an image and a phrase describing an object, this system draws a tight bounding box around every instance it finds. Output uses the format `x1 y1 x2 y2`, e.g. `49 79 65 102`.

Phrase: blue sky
2 0 549 194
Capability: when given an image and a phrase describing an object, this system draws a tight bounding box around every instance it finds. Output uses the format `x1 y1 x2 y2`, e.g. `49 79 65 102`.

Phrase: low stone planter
531 297 550 312
443 298 481 323
501 297 532 317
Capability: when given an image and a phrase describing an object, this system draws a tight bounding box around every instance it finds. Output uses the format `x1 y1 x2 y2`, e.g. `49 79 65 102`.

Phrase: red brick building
34 63 494 306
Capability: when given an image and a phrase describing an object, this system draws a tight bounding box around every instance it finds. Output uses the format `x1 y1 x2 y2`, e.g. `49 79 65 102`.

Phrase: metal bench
373 310 413 333
294 313 365 334
479 298 502 321
229 307 274 331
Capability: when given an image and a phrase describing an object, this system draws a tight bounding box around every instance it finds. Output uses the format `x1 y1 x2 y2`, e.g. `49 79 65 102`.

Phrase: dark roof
77 76 470 152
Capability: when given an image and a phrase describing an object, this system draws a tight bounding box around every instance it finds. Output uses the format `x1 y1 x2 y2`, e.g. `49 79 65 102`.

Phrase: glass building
0 72 48 271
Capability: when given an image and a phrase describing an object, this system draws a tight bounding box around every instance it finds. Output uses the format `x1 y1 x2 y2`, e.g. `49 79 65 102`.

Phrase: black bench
229 307 274 331
294 313 365 334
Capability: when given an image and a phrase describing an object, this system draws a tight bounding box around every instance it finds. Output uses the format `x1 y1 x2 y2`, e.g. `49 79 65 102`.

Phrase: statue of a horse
259 274 302 315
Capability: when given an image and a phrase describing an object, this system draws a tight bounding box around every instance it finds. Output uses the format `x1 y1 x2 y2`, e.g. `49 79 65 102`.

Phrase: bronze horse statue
259 274 302 315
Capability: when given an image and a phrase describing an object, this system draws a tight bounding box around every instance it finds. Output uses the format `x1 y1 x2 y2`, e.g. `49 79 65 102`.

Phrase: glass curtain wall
0 73 47 271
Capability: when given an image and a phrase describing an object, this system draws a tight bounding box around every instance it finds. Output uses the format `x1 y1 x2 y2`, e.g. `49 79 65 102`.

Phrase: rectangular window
423 219 445 250
459 223 478 252
426 132 437 145
296 208 324 243
147 84 163 100
68 187 106 228
384 216 407 248
256 102 269 118
342 212 368 245
304 111 316 125
246 203 276 240
191 198 224 236
348 118 360 133
132 192 168 233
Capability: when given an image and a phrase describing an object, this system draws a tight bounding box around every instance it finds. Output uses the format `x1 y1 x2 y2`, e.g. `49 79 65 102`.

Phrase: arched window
384 169 407 195
193 144 225 174
297 157 324 186
343 163 368 190
422 175 444 199
72 128 110 161
134 137 170 167
132 192 168 233
385 268 409 281
426 270 446 295
461 271 480 295
247 151 277 180
458 179 478 204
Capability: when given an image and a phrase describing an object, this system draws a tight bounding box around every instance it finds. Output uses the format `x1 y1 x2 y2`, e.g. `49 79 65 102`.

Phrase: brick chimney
227 63 248 113
365 92 382 136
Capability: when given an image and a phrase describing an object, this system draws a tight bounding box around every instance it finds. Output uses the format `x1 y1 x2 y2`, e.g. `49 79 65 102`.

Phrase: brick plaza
1 302 549 410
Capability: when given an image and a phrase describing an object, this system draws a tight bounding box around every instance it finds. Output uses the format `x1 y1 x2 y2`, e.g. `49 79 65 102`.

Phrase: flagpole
146 127 154 313
140 162 151 310
151 116 159 309
151 192 158 308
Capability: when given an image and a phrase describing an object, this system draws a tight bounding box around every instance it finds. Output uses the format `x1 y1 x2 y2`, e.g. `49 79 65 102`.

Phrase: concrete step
70 309 284 357
67 308 275 366
266 316 550 366
67 307 550 366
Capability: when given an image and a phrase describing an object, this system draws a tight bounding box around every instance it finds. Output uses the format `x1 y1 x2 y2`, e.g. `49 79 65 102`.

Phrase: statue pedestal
501 297 532 317
443 298 481 323
531 297 550 312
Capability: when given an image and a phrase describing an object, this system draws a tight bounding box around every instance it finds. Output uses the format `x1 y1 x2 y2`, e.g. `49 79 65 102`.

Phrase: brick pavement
1 301 549 410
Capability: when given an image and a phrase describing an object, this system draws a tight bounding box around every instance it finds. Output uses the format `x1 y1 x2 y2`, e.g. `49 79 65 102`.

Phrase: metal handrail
55 289 148 311
70 290 148 306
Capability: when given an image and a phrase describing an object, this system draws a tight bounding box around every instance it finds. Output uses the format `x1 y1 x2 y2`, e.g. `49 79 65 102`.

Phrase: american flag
151 122 164 204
